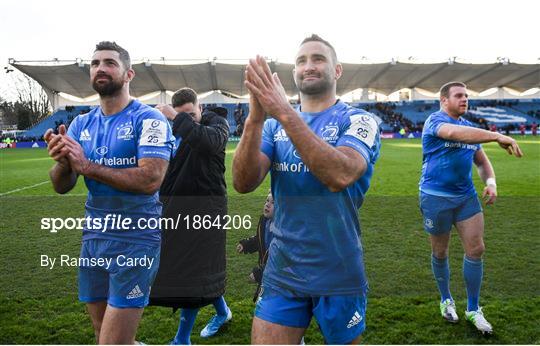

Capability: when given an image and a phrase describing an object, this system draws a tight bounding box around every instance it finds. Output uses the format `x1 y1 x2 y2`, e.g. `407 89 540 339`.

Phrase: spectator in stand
531 122 538 136
490 123 497 132
399 127 406 137
519 123 526 136
234 103 244 126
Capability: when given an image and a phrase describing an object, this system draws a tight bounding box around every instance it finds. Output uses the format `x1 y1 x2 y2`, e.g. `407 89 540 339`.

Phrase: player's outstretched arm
62 135 168 194
438 124 523 157
244 56 366 192
45 126 78 194
232 92 271 193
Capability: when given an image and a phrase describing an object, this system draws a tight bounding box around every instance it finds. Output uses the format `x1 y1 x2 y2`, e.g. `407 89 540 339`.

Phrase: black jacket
150 108 229 306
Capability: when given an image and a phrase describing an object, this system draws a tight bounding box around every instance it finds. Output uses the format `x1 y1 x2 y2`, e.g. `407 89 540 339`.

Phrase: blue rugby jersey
67 100 174 244
260 101 381 295
420 110 480 197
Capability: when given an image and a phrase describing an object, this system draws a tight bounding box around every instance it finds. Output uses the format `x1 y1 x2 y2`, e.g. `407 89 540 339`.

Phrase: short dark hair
94 41 131 69
440 81 466 99
300 34 338 63
172 87 198 108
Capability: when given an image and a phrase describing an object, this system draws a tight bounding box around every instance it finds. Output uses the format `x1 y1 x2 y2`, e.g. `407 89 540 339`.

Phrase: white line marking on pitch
0 180 50 196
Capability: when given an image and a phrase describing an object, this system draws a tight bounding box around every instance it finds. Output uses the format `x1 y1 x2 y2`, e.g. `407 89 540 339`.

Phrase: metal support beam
77 63 90 76
365 62 395 89
341 64 367 91
407 63 449 89
209 61 218 91
463 64 501 84
145 63 166 91
177 65 188 88
501 67 540 88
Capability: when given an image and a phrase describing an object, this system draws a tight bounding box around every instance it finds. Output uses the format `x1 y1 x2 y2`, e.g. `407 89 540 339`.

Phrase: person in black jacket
237 191 274 301
150 88 231 344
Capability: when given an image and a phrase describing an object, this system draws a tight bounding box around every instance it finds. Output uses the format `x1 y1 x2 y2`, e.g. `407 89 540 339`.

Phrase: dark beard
296 75 333 95
92 76 124 97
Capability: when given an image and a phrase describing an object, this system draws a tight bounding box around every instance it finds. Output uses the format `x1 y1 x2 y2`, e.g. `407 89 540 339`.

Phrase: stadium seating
507 99 540 119
24 106 93 138
466 100 539 125
21 99 540 138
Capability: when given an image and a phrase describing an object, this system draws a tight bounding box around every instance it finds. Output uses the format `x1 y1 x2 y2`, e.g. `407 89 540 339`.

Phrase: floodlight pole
159 91 167 104
49 91 59 111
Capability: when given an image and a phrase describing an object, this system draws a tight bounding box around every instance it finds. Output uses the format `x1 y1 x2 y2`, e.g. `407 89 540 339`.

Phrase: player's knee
466 241 485 258
432 248 449 259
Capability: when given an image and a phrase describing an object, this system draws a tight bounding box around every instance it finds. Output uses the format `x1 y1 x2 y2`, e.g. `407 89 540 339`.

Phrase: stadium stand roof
10 58 540 100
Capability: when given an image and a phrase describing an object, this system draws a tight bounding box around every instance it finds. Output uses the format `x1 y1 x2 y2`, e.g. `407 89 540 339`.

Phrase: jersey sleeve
66 115 80 143
260 119 275 161
336 112 380 164
136 109 174 161
424 114 447 137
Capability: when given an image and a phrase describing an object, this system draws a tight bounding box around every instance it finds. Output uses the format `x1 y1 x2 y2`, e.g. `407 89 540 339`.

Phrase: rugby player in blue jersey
44 41 174 344
233 34 381 344
419 81 522 334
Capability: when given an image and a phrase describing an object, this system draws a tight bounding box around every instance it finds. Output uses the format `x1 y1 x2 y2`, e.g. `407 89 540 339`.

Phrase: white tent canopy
11 58 540 108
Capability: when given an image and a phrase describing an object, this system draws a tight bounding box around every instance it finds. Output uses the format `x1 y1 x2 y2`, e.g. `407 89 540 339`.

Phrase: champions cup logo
360 115 371 124
151 120 160 128
117 122 134 140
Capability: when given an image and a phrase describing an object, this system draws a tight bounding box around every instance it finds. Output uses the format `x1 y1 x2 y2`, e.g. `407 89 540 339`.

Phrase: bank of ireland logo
292 149 301 159
116 122 134 140
95 146 108 156
425 218 434 229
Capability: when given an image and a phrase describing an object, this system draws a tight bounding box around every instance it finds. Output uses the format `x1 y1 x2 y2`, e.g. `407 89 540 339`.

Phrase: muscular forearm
50 162 78 194
475 159 495 183
477 164 495 184
439 124 501 144
232 118 266 193
82 162 165 195
279 110 366 192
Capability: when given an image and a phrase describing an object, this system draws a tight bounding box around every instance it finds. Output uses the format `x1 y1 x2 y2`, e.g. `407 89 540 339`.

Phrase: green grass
0 137 539 344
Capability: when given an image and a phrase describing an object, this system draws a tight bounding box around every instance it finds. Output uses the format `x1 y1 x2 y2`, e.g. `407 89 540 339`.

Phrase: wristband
486 177 497 187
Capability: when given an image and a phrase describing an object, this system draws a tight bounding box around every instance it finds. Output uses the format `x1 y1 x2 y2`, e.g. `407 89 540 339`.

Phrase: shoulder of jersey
346 107 381 128
132 102 167 120
460 117 475 126
430 110 444 118
75 107 97 121
425 110 443 122
264 117 280 127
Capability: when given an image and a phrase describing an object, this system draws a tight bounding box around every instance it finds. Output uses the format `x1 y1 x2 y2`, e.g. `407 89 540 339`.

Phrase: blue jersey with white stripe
260 101 381 295
67 100 174 244
419 110 480 197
